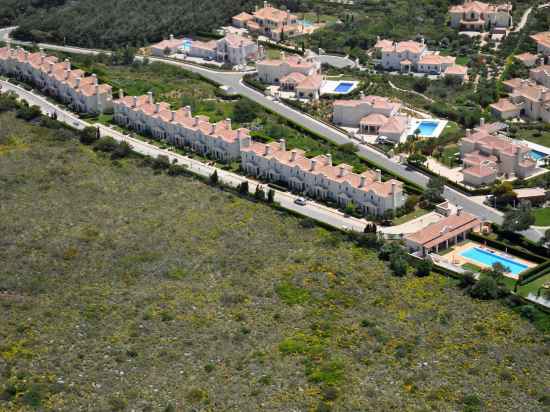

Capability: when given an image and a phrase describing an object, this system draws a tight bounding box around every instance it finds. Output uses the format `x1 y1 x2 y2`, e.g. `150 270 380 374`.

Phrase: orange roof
444 65 468 76
377 39 425 54
463 165 497 178
296 74 323 90
405 212 481 248
360 113 388 126
419 53 455 66
531 32 550 48
515 52 537 63
379 116 408 135
280 72 306 84
333 95 400 111
490 98 518 113
253 5 296 23
233 12 253 21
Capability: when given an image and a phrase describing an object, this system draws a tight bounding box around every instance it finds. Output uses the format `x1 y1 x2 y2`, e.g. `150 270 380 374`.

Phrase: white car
294 197 307 206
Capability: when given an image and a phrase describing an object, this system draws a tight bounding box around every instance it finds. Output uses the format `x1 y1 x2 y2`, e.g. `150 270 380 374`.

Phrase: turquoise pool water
179 38 193 52
417 121 439 136
334 82 355 93
530 150 548 161
460 247 528 275
297 19 313 27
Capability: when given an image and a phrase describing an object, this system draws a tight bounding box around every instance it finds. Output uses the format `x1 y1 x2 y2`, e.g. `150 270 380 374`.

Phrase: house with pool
459 120 537 186
150 34 259 67
405 209 482 256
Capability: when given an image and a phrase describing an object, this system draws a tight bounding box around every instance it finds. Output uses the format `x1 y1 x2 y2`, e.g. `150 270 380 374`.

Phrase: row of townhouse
111 91 406 215
151 34 259 66
112 91 250 162
448 0 512 32
0 44 112 114
241 140 406 215
373 38 468 81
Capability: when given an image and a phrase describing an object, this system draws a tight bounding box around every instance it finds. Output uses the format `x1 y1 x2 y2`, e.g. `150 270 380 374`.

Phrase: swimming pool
297 19 313 28
179 38 193 52
460 247 528 275
416 121 439 136
334 82 355 93
530 149 548 161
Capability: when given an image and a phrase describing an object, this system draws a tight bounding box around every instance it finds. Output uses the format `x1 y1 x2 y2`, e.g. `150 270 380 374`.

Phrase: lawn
1 112 549 411
512 124 550 149
462 262 482 273
518 273 550 298
533 207 550 227
438 144 460 168
392 207 431 225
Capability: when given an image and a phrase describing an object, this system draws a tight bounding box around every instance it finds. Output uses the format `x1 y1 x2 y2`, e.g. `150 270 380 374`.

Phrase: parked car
294 197 307 206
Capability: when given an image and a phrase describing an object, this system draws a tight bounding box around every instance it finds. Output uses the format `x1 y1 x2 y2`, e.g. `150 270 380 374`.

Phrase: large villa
151 33 259 66
0 44 112 114
374 38 468 80
232 2 315 42
531 32 550 59
459 120 537 186
332 94 410 144
448 0 512 32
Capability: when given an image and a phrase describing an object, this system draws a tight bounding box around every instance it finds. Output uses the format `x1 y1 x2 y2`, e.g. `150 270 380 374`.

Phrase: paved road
1 79 368 232
2 27 544 242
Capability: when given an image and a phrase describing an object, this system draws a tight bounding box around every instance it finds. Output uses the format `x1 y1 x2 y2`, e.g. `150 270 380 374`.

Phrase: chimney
421 36 425 45
264 1 268 8
64 69 70 80
24 50 29 61
147 91 154 104
210 124 216 135
280 51 286 60
48 62 54 73
359 175 366 188
290 150 297 161
225 118 232 129
339 165 346 178
359 91 365 99
326 153 332 166
92 73 98 85
480 117 485 127
171 110 176 121
184 105 192 117
119 89 124 99
466 129 471 137
132 96 138 108
377 35 381 42
457 206 463 216
64 58 71 70
264 145 272 156
75 77 81 88
155 103 160 113
376 169 382 182
310 159 317 171
279 138 286 151
170 34 174 40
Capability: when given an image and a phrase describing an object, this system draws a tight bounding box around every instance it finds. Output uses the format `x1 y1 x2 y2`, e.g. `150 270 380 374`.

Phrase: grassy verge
534 208 550 227
392 207 430 225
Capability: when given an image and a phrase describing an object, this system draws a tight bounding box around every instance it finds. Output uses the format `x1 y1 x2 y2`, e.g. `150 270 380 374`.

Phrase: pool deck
442 241 536 280
320 80 360 96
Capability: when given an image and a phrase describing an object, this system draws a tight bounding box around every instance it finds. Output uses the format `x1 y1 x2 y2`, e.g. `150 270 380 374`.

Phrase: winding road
1 26 544 242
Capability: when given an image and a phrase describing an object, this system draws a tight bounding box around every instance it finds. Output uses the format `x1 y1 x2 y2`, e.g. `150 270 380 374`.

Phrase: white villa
111 90 406 216
374 38 467 79
531 32 550 58
256 52 321 83
460 120 536 186
151 34 258 66
241 140 406 215
449 0 512 32
491 76 550 123
0 45 112 114
332 94 410 143
232 2 312 42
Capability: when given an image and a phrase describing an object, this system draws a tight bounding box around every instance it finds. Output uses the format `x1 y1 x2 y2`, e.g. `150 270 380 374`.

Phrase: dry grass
0 112 549 411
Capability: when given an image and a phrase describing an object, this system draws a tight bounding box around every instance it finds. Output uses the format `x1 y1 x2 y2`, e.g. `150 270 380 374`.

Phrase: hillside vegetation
1 112 550 411
8 0 256 48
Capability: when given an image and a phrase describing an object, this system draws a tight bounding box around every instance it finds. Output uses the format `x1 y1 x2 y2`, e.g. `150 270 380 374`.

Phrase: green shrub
275 282 310 305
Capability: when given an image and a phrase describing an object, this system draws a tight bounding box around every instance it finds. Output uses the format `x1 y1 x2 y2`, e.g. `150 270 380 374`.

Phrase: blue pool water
179 38 193 52
297 19 313 27
334 82 355 93
530 149 548 161
460 247 528 275
417 121 439 136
